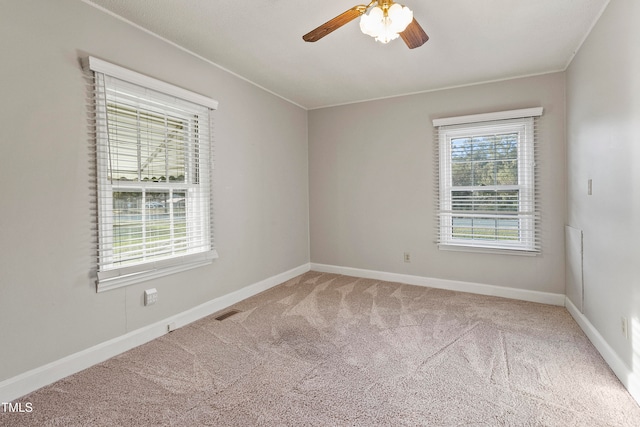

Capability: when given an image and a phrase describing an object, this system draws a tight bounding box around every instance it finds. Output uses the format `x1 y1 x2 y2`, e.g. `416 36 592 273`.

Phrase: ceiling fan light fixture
302 1 427 49
359 2 413 44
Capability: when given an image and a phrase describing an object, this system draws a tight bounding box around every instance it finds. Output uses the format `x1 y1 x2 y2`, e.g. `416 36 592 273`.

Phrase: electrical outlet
144 288 158 306
404 252 411 263
621 316 629 339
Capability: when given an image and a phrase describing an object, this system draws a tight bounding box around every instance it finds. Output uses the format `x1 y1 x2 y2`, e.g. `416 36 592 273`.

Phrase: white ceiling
84 0 609 110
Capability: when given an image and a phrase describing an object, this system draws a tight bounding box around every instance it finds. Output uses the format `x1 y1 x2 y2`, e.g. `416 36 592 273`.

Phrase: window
85 57 218 291
433 108 542 254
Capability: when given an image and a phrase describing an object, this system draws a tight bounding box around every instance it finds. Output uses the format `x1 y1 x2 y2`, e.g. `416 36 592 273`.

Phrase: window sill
96 250 218 292
438 244 538 256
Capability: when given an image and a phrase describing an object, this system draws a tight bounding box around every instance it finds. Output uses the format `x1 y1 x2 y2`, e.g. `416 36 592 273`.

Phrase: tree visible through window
435 113 540 253
450 132 520 241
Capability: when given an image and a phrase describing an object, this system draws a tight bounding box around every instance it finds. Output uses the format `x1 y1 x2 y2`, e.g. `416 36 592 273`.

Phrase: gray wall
0 0 309 381
6 0 632 391
566 0 640 370
309 73 566 294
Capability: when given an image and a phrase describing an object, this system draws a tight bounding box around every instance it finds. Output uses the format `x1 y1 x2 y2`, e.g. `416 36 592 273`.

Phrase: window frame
433 108 542 255
85 57 218 292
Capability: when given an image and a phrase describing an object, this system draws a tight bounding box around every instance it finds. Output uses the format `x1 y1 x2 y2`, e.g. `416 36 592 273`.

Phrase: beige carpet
3 271 640 426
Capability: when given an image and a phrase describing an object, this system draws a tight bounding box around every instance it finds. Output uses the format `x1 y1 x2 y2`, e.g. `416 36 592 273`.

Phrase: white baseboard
0 263 311 403
565 297 640 406
6 262 638 410
310 263 566 306
312 263 640 405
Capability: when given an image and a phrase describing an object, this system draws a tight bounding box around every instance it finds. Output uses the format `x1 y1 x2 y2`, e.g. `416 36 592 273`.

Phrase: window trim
84 56 218 292
433 108 542 254
84 56 218 110
432 108 542 127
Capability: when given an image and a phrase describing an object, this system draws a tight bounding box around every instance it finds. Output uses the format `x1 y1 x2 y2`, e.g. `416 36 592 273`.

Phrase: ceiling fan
302 0 429 49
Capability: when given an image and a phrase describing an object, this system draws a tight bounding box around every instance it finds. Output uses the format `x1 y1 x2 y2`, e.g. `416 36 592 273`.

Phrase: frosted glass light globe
387 3 413 33
360 3 413 44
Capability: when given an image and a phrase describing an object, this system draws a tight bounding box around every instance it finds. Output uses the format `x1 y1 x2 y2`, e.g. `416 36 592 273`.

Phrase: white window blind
433 108 542 254
84 57 218 291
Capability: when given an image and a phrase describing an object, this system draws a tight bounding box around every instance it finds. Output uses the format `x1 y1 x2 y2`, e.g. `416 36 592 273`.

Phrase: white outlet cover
621 316 629 339
144 288 158 306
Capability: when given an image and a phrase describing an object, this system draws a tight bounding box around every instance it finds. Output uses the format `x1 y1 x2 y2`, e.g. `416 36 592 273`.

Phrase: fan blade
400 18 429 49
303 6 366 42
